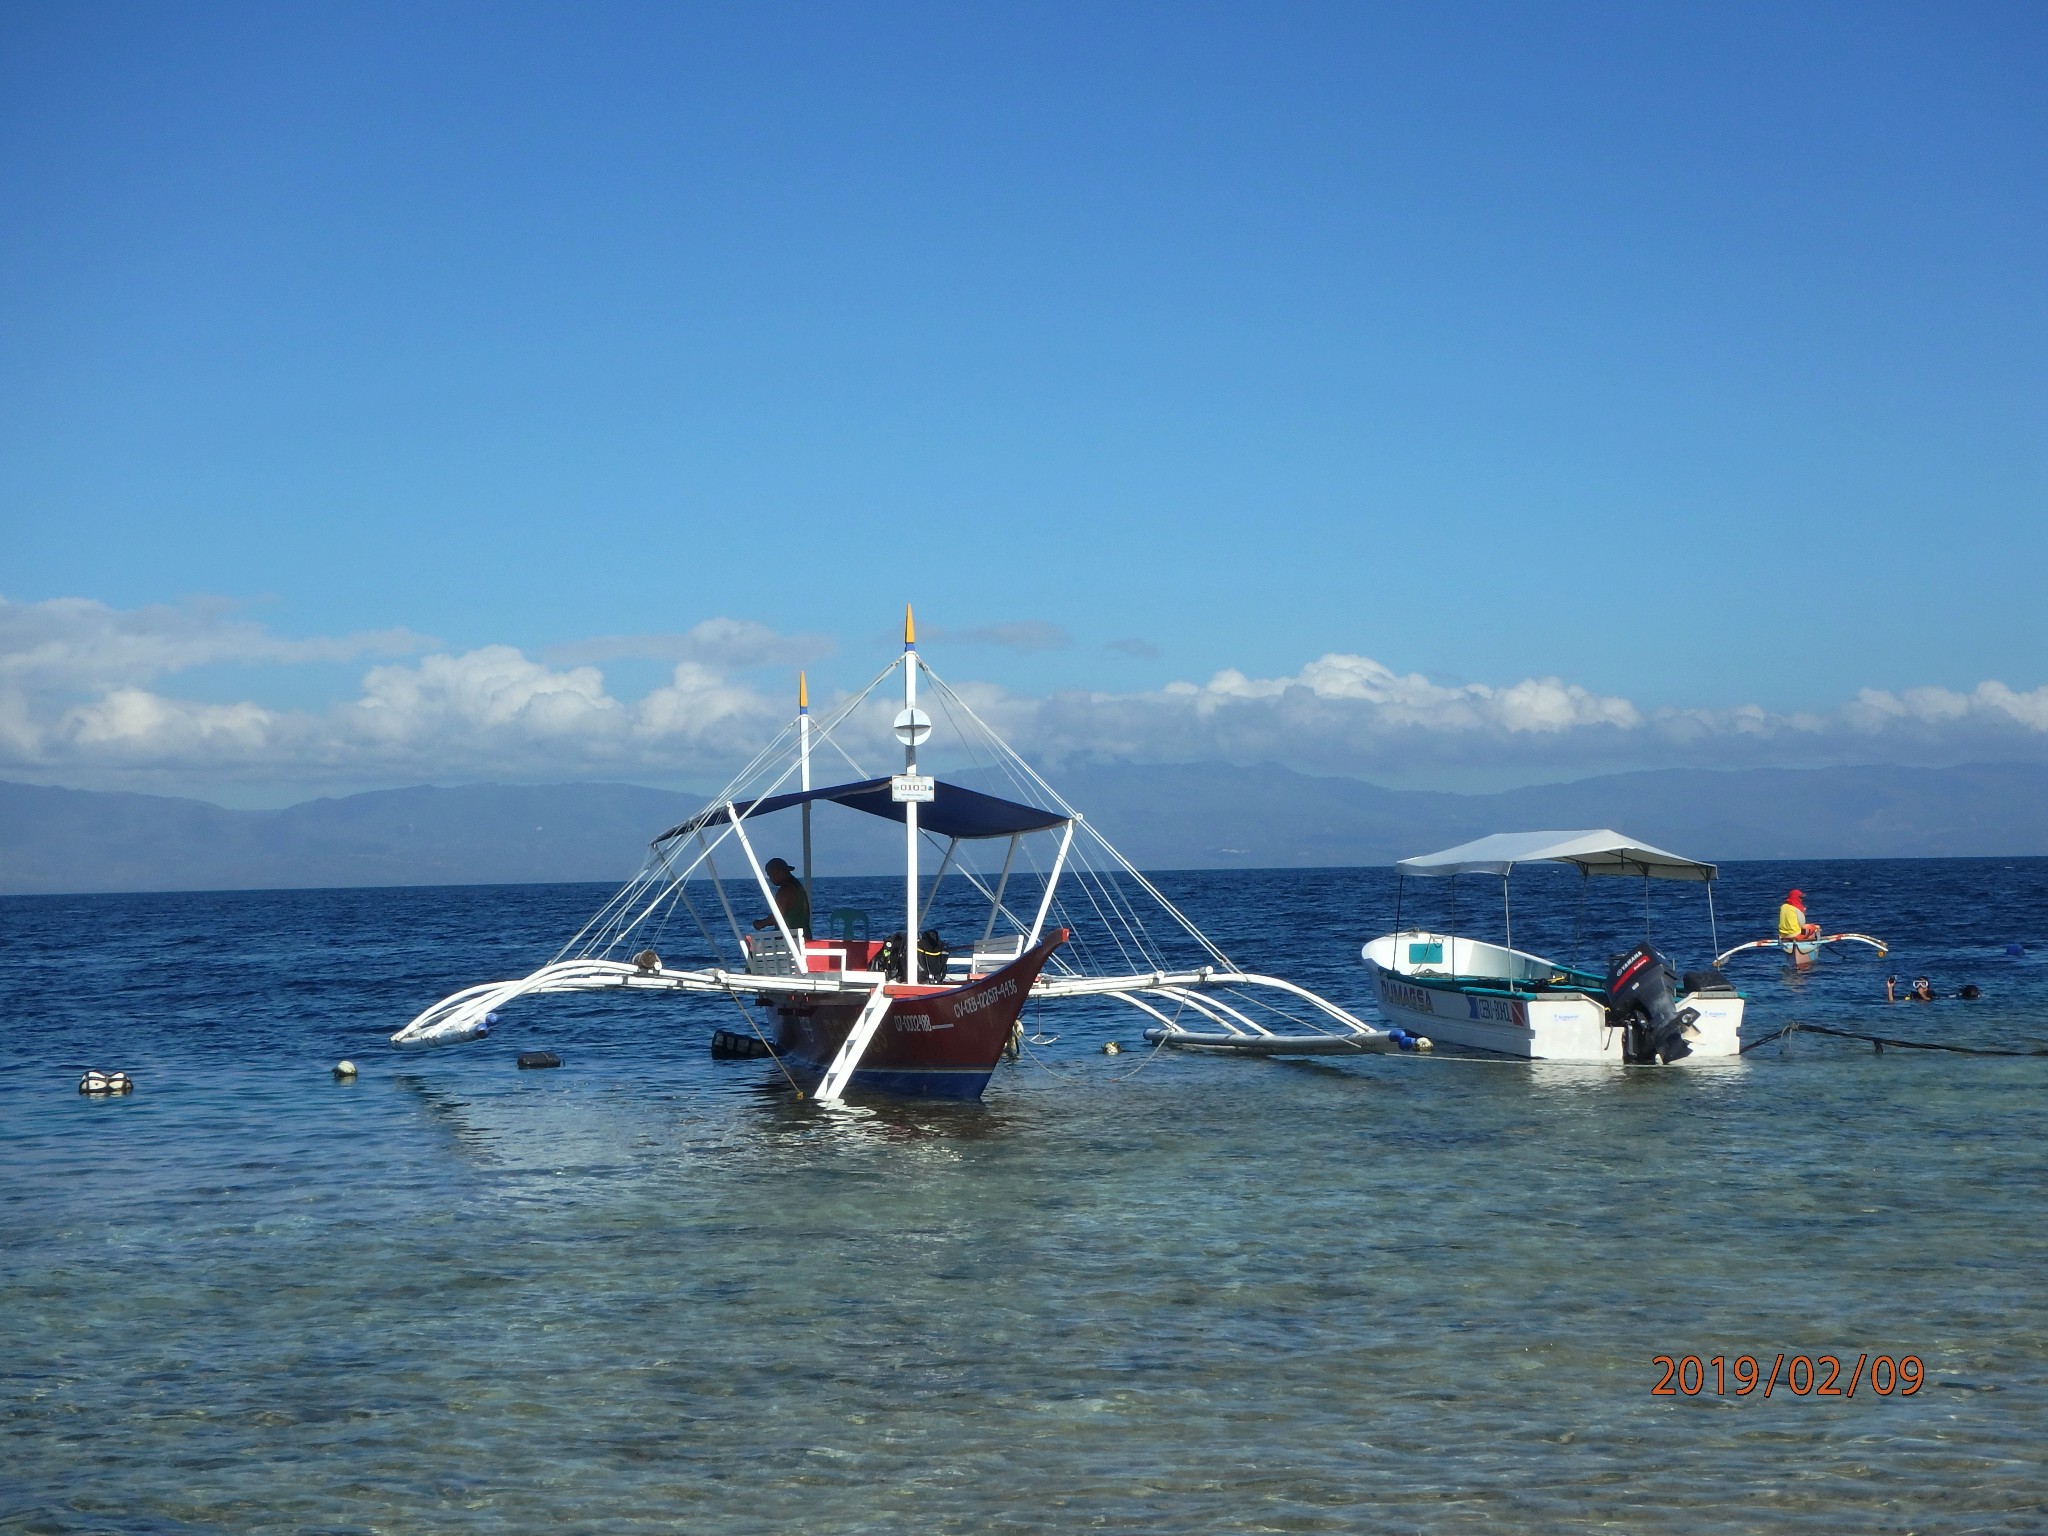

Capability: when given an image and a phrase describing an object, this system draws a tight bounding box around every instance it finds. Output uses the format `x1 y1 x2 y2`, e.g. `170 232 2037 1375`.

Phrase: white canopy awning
1396 829 1717 882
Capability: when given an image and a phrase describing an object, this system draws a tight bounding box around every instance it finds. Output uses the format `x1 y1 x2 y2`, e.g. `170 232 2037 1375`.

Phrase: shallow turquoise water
4 863 2046 1533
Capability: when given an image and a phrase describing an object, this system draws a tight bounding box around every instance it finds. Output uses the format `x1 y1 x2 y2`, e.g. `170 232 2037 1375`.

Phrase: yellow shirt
1778 902 1806 939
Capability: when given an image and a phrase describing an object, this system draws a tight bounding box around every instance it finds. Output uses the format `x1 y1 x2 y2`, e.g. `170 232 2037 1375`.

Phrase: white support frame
918 836 959 931
950 858 1055 963
1107 992 1187 1034
814 983 893 1103
1153 985 1276 1037
982 833 1021 943
728 803 803 960
697 830 746 951
393 953 1387 1053
1027 819 1076 947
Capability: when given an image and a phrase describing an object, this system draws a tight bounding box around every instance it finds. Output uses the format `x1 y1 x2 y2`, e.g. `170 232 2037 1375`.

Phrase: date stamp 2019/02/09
1651 1354 1924 1398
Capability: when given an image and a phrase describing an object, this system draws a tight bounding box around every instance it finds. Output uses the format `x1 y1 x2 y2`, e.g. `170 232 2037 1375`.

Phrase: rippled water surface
4 860 2046 1533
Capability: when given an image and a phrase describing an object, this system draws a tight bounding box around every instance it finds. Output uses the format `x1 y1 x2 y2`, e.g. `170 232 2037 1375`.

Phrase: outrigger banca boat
1361 831 1745 1064
393 610 1397 1099
1712 932 1889 971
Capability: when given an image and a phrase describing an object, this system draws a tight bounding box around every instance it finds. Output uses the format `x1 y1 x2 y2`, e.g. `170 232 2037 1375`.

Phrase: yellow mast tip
798 671 808 708
904 605 916 645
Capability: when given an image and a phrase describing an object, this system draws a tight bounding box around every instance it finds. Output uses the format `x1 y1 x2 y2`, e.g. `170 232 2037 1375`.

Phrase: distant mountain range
0 781 704 895
1055 760 2048 869
4 760 2047 895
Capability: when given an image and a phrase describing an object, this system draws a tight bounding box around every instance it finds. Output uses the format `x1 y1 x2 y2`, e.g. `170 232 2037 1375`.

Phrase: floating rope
1014 1032 1071 1077
1742 1022 2048 1058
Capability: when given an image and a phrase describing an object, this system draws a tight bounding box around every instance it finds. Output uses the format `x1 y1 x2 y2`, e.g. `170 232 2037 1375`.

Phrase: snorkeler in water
1886 976 1981 1002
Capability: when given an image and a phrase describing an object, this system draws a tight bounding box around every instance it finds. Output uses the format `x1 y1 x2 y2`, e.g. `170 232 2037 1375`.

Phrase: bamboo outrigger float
393 609 1394 1098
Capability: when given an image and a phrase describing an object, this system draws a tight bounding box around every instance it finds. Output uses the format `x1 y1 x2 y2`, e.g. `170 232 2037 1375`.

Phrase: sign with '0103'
891 775 936 803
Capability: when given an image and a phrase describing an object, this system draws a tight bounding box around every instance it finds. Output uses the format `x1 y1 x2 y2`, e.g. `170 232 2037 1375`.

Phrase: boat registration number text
1466 995 1528 1027
1379 978 1437 1015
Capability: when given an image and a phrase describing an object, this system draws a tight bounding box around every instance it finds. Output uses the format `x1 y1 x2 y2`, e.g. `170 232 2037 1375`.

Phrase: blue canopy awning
656 777 1072 845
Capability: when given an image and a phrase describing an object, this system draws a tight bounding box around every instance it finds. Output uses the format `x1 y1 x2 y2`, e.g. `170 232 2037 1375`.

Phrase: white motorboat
1361 830 1745 1064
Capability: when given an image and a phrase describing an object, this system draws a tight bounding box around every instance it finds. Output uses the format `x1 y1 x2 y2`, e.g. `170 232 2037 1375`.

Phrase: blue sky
3 2 2045 801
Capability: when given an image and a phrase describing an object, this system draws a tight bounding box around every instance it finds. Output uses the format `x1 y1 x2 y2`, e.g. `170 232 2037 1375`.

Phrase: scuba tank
916 929 950 984
876 930 951 984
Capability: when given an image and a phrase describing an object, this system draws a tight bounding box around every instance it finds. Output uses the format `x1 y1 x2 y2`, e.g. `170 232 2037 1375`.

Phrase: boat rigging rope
1740 1022 2048 1057
919 665 1240 973
1107 990 1189 1080
1109 1031 1174 1080
718 982 808 1097
674 878 726 967
1015 1033 1070 1076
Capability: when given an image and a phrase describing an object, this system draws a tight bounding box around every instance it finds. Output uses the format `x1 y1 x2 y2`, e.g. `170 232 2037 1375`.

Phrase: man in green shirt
754 857 812 937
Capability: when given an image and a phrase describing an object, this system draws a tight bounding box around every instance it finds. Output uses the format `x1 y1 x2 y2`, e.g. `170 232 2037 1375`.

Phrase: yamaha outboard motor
1607 944 1699 1064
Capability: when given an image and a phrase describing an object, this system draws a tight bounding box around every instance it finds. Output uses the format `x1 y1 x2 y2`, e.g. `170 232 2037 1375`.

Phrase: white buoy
1102 1041 1121 1055
334 1060 358 1079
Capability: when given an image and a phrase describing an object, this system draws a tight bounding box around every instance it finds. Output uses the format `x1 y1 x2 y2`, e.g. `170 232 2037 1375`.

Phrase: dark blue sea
4 858 2046 1534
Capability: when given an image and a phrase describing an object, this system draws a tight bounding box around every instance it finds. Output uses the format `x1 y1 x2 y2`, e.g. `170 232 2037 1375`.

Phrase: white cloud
344 647 629 746
0 598 820 787
5 597 2048 795
918 654 2048 787
61 689 278 758
544 618 833 670
1844 681 2048 733
923 620 1072 652
0 595 427 690
634 661 785 745
1171 654 1641 733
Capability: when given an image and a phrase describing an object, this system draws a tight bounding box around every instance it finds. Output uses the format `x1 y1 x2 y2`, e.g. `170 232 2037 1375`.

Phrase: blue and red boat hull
773 931 1066 1101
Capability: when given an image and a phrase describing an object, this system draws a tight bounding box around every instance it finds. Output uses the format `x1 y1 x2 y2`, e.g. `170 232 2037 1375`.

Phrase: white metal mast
798 671 812 910
899 607 920 972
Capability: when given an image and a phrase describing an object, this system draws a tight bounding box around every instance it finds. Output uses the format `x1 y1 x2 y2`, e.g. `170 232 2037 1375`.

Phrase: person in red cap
1778 888 1822 967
